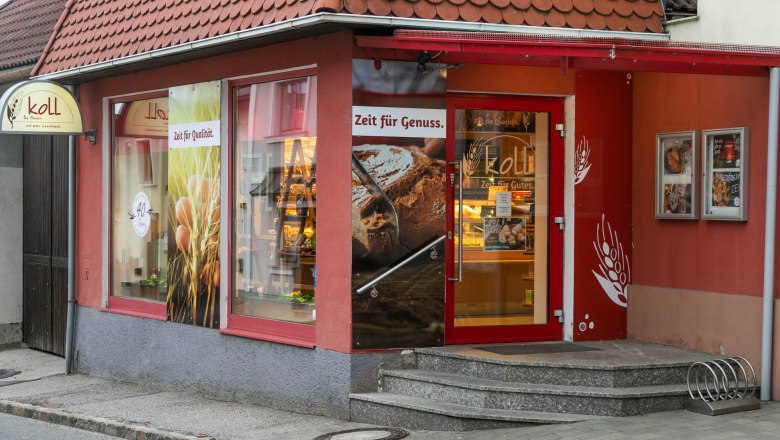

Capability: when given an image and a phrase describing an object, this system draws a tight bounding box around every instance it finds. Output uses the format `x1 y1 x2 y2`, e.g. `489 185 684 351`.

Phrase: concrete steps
414 348 692 387
350 341 714 431
381 369 688 416
350 393 600 431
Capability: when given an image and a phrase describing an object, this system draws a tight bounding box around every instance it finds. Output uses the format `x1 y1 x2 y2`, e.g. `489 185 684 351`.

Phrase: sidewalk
1 346 780 439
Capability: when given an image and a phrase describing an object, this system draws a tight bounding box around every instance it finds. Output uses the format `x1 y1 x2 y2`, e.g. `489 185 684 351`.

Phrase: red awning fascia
355 31 780 77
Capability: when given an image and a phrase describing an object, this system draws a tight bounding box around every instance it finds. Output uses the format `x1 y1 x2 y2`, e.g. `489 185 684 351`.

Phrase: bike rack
685 356 761 416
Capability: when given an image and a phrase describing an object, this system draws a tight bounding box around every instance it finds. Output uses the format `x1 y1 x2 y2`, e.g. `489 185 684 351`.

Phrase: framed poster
656 131 698 219
702 128 748 221
483 217 527 251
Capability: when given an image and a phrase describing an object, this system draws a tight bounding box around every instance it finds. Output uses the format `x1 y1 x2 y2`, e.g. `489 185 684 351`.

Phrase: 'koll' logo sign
0 80 83 135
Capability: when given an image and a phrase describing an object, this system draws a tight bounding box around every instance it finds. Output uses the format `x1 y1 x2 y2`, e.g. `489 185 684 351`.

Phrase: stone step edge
383 369 690 398
415 348 702 371
350 392 602 424
0 399 214 440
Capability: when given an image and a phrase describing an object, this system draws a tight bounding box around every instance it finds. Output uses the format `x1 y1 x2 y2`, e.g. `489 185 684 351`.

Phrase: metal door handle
448 161 463 282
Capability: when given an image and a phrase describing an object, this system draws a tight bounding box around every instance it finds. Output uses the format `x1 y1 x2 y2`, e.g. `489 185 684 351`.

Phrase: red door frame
444 95 565 345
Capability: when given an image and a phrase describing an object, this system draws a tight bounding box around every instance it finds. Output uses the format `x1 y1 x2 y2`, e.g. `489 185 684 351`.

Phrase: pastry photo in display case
702 127 748 221
655 131 698 219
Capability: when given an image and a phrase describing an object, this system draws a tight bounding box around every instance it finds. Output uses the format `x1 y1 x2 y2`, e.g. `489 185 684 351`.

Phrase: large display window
231 73 318 331
109 94 170 316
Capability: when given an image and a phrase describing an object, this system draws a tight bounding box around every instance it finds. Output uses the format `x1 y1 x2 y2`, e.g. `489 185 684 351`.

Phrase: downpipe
761 67 780 401
64 86 77 374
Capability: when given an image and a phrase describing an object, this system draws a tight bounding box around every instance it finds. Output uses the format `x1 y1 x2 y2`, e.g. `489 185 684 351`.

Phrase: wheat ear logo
6 92 22 129
462 138 486 180
574 136 592 185
592 214 630 308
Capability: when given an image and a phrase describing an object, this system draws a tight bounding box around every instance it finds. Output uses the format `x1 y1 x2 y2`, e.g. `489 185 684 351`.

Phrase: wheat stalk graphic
462 138 486 180
6 92 22 129
574 136 592 185
591 214 630 308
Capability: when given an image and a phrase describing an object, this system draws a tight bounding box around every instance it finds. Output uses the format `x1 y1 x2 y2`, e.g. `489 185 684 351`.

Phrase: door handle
448 161 463 282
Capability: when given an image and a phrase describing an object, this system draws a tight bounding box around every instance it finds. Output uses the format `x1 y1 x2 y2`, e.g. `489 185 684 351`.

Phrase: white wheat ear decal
592 214 630 308
574 136 592 185
462 138 486 181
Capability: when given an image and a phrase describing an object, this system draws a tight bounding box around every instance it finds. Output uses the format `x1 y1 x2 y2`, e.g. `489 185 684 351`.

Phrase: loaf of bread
352 145 446 260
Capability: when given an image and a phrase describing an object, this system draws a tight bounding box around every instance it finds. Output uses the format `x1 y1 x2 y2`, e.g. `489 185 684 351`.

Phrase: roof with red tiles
35 0 664 76
0 0 67 72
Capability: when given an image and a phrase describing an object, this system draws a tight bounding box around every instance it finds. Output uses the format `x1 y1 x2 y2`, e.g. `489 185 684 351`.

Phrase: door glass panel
454 109 549 327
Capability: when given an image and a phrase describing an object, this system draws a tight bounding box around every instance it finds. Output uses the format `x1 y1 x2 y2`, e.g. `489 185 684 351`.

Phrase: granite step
415 348 695 387
349 392 603 431
382 369 690 416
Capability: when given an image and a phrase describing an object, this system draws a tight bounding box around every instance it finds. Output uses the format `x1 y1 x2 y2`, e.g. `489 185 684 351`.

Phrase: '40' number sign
131 192 152 237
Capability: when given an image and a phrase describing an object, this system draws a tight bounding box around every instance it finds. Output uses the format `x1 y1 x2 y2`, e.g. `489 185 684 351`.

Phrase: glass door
445 96 564 344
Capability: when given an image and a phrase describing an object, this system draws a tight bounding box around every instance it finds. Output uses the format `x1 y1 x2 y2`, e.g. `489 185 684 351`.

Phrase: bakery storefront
43 27 780 416
350 60 568 348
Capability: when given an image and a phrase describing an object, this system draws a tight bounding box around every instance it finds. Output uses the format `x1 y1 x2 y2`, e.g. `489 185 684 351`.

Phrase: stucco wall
0 131 23 344
632 72 769 295
73 306 397 418
629 72 777 395
628 285 780 399
667 0 780 46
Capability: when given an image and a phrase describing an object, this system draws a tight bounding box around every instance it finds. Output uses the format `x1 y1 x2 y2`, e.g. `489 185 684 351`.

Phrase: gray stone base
0 323 21 346
73 306 399 419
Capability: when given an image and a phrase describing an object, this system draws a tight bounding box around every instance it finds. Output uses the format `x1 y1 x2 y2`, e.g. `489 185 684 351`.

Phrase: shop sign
352 106 445 138
0 80 83 135
168 82 221 149
122 98 168 137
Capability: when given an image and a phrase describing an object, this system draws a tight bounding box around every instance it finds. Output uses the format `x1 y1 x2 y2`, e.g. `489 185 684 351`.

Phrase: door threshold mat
475 343 601 356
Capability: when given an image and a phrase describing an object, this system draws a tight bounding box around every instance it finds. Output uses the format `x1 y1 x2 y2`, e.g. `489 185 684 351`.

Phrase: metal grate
476 343 601 356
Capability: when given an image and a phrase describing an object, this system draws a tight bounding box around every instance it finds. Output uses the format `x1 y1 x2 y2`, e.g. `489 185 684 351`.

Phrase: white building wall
0 132 23 345
667 0 780 46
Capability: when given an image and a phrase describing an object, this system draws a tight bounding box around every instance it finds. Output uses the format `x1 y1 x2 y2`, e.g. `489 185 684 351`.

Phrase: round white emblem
132 192 152 237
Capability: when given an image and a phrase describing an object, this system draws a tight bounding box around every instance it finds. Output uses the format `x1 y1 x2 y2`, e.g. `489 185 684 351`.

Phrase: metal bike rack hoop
684 356 761 416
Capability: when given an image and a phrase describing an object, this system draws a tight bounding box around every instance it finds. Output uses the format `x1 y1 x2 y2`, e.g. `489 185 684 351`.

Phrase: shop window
232 76 317 327
109 96 169 315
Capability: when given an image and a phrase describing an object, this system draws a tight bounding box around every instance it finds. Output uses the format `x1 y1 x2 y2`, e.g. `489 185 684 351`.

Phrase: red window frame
104 91 168 319
223 68 318 347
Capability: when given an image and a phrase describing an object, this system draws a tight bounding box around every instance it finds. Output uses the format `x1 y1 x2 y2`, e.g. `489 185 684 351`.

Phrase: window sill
104 296 166 320
219 327 315 348
101 306 167 321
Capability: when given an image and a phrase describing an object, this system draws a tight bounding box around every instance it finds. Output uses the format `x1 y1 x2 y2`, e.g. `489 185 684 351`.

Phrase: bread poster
351 60 447 349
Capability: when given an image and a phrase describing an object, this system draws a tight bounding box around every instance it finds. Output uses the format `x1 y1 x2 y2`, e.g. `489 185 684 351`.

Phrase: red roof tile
0 0 67 72
501 7 524 24
35 0 664 76
551 0 572 12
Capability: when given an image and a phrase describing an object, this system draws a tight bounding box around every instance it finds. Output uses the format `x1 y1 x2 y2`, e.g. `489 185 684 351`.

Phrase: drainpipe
64 85 77 374
761 67 780 401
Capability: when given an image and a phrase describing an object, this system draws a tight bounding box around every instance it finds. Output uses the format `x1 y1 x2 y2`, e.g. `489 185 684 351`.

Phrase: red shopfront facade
49 29 780 416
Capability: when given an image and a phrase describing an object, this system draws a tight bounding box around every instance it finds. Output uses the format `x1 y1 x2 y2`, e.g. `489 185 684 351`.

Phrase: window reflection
111 98 170 302
233 77 318 324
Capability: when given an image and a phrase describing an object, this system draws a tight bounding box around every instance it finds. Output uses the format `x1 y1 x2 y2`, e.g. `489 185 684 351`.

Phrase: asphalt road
0 413 114 440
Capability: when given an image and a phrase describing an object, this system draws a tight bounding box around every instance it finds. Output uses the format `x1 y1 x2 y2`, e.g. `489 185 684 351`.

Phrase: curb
0 399 215 440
